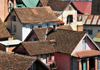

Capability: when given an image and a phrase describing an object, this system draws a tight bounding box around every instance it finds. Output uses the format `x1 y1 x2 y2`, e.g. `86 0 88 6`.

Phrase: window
98 30 100 33
49 54 52 60
87 30 93 35
12 15 16 21
67 15 73 23
16 0 22 3
47 23 50 27
38 24 42 28
32 38 37 41
69 6 72 10
83 41 86 50
13 25 16 32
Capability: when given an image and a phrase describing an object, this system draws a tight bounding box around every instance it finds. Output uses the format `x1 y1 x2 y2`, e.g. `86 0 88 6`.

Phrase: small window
13 25 16 32
98 30 100 33
69 6 72 10
49 54 52 60
12 15 16 21
88 30 93 35
32 38 37 41
83 41 86 50
67 15 73 23
83 29 87 32
38 24 42 28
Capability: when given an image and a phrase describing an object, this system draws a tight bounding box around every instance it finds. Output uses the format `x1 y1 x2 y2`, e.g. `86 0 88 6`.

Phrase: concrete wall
72 36 97 55
83 26 100 39
55 53 71 70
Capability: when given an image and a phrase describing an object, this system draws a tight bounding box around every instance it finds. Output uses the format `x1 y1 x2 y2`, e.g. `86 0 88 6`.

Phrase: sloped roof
72 50 100 58
0 51 48 70
58 25 73 30
0 19 10 38
25 26 73 41
5 7 59 23
47 29 85 54
93 32 100 42
39 0 49 7
72 1 92 14
40 0 70 11
20 40 55 56
83 15 100 25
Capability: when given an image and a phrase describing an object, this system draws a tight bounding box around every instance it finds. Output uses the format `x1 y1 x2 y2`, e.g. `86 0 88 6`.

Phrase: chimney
53 25 57 31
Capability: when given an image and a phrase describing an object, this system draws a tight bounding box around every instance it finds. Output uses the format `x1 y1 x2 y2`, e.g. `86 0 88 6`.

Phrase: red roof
72 1 92 15
72 50 100 58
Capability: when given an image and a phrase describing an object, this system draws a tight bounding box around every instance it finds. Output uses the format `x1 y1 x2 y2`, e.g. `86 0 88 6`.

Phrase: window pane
88 30 93 35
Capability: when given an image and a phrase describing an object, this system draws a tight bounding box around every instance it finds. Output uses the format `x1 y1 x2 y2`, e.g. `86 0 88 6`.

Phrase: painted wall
22 24 31 41
54 53 70 70
83 26 100 39
62 10 77 30
72 36 97 55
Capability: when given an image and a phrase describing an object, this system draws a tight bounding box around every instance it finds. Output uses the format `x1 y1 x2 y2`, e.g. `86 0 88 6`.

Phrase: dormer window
12 15 16 21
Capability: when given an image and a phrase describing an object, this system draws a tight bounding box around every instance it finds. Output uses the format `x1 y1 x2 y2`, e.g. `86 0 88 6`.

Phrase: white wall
22 24 31 41
62 10 77 31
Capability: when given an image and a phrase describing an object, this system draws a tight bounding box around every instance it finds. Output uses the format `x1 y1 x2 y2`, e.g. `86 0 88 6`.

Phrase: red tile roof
72 1 92 15
72 50 100 58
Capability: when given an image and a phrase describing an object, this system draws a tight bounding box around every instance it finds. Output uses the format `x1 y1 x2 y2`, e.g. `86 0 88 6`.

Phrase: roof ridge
23 40 49 43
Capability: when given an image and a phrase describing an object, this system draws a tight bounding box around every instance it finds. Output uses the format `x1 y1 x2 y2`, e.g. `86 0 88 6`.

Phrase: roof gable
71 33 100 55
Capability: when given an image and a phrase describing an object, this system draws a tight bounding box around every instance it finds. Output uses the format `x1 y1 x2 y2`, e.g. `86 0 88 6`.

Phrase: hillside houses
0 0 100 70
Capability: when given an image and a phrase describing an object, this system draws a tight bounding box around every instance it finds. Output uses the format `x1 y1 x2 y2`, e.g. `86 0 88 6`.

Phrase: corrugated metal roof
72 1 92 15
83 15 100 25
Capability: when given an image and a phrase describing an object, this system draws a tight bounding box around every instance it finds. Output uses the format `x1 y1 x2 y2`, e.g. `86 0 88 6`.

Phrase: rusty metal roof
83 15 100 25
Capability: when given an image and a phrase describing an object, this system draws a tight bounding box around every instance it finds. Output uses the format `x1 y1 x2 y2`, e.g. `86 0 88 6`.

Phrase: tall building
91 0 100 15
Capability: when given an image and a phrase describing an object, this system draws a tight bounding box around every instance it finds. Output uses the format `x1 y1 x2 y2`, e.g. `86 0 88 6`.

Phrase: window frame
12 15 16 21
67 15 73 23
87 29 93 35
